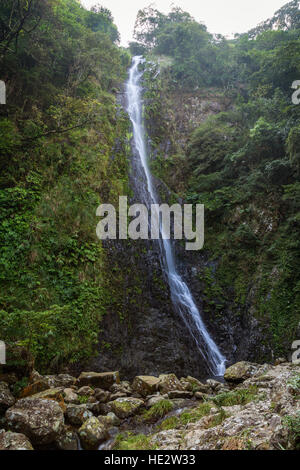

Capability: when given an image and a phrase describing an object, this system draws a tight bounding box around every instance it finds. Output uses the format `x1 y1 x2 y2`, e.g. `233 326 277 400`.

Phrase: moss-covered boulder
132 376 160 397
110 397 144 419
77 372 120 390
30 387 64 404
6 398 64 446
185 376 210 393
224 362 258 383
158 374 183 393
78 417 108 450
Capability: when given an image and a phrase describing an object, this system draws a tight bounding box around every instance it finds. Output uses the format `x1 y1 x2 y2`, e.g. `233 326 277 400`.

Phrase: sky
81 0 290 46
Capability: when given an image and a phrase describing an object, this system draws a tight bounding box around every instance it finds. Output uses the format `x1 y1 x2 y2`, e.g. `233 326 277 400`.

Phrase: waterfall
126 56 226 377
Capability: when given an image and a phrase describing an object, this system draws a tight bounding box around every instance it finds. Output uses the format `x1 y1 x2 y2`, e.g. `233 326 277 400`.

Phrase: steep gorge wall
141 61 274 366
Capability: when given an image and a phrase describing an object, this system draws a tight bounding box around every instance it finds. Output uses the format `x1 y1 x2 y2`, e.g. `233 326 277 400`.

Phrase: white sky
81 0 290 46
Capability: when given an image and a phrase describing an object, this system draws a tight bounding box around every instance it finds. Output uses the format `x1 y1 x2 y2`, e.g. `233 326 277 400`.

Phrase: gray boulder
6 398 64 446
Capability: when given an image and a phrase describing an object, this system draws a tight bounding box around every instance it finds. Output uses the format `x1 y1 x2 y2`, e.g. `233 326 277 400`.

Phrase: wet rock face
87 90 214 381
177 247 273 368
6 398 64 446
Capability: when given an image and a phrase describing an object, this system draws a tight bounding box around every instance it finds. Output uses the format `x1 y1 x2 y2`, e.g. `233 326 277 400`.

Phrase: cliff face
91 91 216 380
92 72 270 382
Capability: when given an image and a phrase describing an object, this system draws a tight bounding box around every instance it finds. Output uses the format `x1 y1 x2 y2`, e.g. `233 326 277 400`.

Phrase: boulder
97 403 112 415
94 389 110 403
110 397 144 419
110 383 131 395
20 379 50 398
98 412 120 428
30 387 64 403
206 379 223 390
180 379 193 392
185 376 210 393
78 417 108 450
65 404 93 426
6 398 64 446
78 386 95 397
77 372 120 390
158 374 183 394
63 388 79 404
106 412 121 427
55 428 79 450
132 376 160 397
0 381 15 413
44 374 76 388
0 430 33 450
224 362 258 383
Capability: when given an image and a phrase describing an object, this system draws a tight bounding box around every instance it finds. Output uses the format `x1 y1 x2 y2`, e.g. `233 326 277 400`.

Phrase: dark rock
65 404 93 426
0 381 15 413
77 372 120 390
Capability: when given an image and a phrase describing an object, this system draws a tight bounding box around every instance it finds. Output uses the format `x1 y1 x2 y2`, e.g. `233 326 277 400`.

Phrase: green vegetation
211 386 261 407
113 432 156 451
1 0 300 373
179 403 212 425
143 399 174 421
284 412 300 449
288 373 300 394
156 415 180 431
0 0 131 370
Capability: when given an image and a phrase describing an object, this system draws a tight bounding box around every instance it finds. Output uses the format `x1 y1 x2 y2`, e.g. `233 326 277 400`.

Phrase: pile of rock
0 361 299 450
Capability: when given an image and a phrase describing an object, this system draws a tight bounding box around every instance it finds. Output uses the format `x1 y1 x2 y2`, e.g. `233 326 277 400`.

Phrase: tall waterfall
126 56 226 377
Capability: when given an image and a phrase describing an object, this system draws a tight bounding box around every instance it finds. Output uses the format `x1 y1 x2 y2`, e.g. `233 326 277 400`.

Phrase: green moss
113 432 157 451
179 403 212 425
156 415 180 431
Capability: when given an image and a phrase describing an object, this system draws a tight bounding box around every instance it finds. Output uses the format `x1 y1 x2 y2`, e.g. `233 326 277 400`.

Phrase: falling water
126 56 226 377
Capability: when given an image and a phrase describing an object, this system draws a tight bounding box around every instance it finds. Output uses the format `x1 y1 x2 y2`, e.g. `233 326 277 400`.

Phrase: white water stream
126 56 226 376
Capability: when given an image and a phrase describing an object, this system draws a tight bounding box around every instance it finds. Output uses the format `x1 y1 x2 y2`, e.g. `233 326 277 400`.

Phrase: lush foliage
141 1 300 356
0 0 131 370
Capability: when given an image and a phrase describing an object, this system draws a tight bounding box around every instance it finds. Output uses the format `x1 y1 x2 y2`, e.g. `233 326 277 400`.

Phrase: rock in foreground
224 361 258 383
6 398 64 446
0 430 33 450
78 417 108 450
